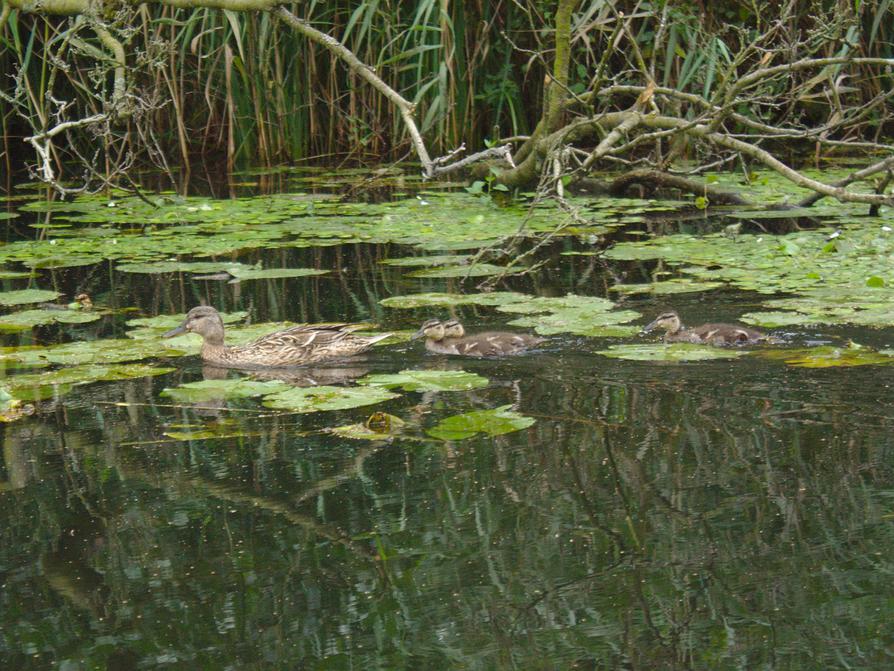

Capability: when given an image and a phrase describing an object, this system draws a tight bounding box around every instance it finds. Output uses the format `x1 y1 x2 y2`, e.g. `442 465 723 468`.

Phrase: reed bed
0 0 891 174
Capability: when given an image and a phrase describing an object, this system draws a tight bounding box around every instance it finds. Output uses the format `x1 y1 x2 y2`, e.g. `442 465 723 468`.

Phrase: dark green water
1 184 894 670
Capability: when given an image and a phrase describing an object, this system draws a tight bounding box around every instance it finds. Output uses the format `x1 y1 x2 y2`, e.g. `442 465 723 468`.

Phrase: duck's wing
452 332 544 357
691 323 766 344
240 324 356 351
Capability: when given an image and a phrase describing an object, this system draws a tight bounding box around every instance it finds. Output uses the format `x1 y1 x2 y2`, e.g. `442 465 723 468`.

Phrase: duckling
163 305 392 368
642 311 768 346
413 318 545 357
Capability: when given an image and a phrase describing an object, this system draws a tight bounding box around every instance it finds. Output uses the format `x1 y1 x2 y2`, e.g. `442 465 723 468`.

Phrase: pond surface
1 171 893 669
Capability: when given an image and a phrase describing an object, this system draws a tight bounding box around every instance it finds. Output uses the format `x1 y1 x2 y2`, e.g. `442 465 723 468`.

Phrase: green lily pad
427 405 535 441
7 364 175 401
739 311 816 328
497 295 640 336
0 289 61 306
597 343 747 361
612 279 725 295
161 378 292 402
379 292 528 309
116 261 252 274
262 385 399 413
227 267 328 281
359 369 488 392
380 254 471 267
0 309 103 330
0 338 189 369
408 263 515 279
756 345 894 368
601 217 894 327
0 269 34 279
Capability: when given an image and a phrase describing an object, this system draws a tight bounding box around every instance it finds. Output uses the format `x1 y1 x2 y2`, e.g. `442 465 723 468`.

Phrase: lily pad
408 263 515 279
227 267 328 281
0 269 34 279
161 378 292 402
116 261 252 274
379 292 528 309
8 364 175 401
756 345 894 368
611 279 725 295
739 311 816 328
427 405 535 441
360 369 488 392
0 289 61 306
380 254 471 267
262 385 399 413
596 343 747 361
497 295 640 336
0 309 103 330
0 338 189 368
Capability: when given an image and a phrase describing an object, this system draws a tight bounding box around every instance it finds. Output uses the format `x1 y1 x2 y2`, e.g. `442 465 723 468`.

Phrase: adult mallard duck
163 306 392 368
642 311 768 346
412 318 545 357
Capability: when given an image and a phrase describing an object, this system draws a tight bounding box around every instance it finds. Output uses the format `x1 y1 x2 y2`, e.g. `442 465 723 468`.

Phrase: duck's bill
410 328 425 340
163 324 187 338
641 320 660 334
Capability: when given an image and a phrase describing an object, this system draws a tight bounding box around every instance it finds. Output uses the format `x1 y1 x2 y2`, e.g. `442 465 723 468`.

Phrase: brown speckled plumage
164 306 391 368
413 318 544 357
642 311 768 346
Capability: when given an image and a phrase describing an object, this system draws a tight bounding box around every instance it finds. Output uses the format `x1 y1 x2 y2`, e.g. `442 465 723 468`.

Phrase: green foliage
262 385 400 413
359 369 489 393
427 405 535 440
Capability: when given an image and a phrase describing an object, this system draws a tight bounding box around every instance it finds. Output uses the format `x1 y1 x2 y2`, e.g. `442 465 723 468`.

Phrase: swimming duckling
163 305 392 368
413 318 545 357
642 311 768 346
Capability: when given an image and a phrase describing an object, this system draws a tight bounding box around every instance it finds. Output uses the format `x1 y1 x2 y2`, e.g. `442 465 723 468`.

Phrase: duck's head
164 305 226 345
412 318 446 341
642 311 681 334
441 319 465 338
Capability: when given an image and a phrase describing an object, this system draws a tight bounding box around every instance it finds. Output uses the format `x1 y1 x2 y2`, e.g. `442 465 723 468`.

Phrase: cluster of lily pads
0 191 674 278
604 220 894 329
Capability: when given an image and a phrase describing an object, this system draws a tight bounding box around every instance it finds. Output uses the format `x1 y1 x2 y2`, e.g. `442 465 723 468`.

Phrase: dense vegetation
2 1 893 191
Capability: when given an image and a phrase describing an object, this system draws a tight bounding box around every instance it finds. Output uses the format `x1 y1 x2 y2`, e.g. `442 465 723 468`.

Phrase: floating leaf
756 345 894 368
262 385 399 413
739 311 815 328
866 275 886 288
161 378 291 402
0 269 33 279
0 338 189 368
116 261 252 274
379 292 527 309
612 279 725 295
0 309 102 330
0 289 61 306
408 263 515 279
360 369 488 392
597 343 747 361
380 254 471 267
7 364 175 401
427 405 535 441
227 267 328 281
